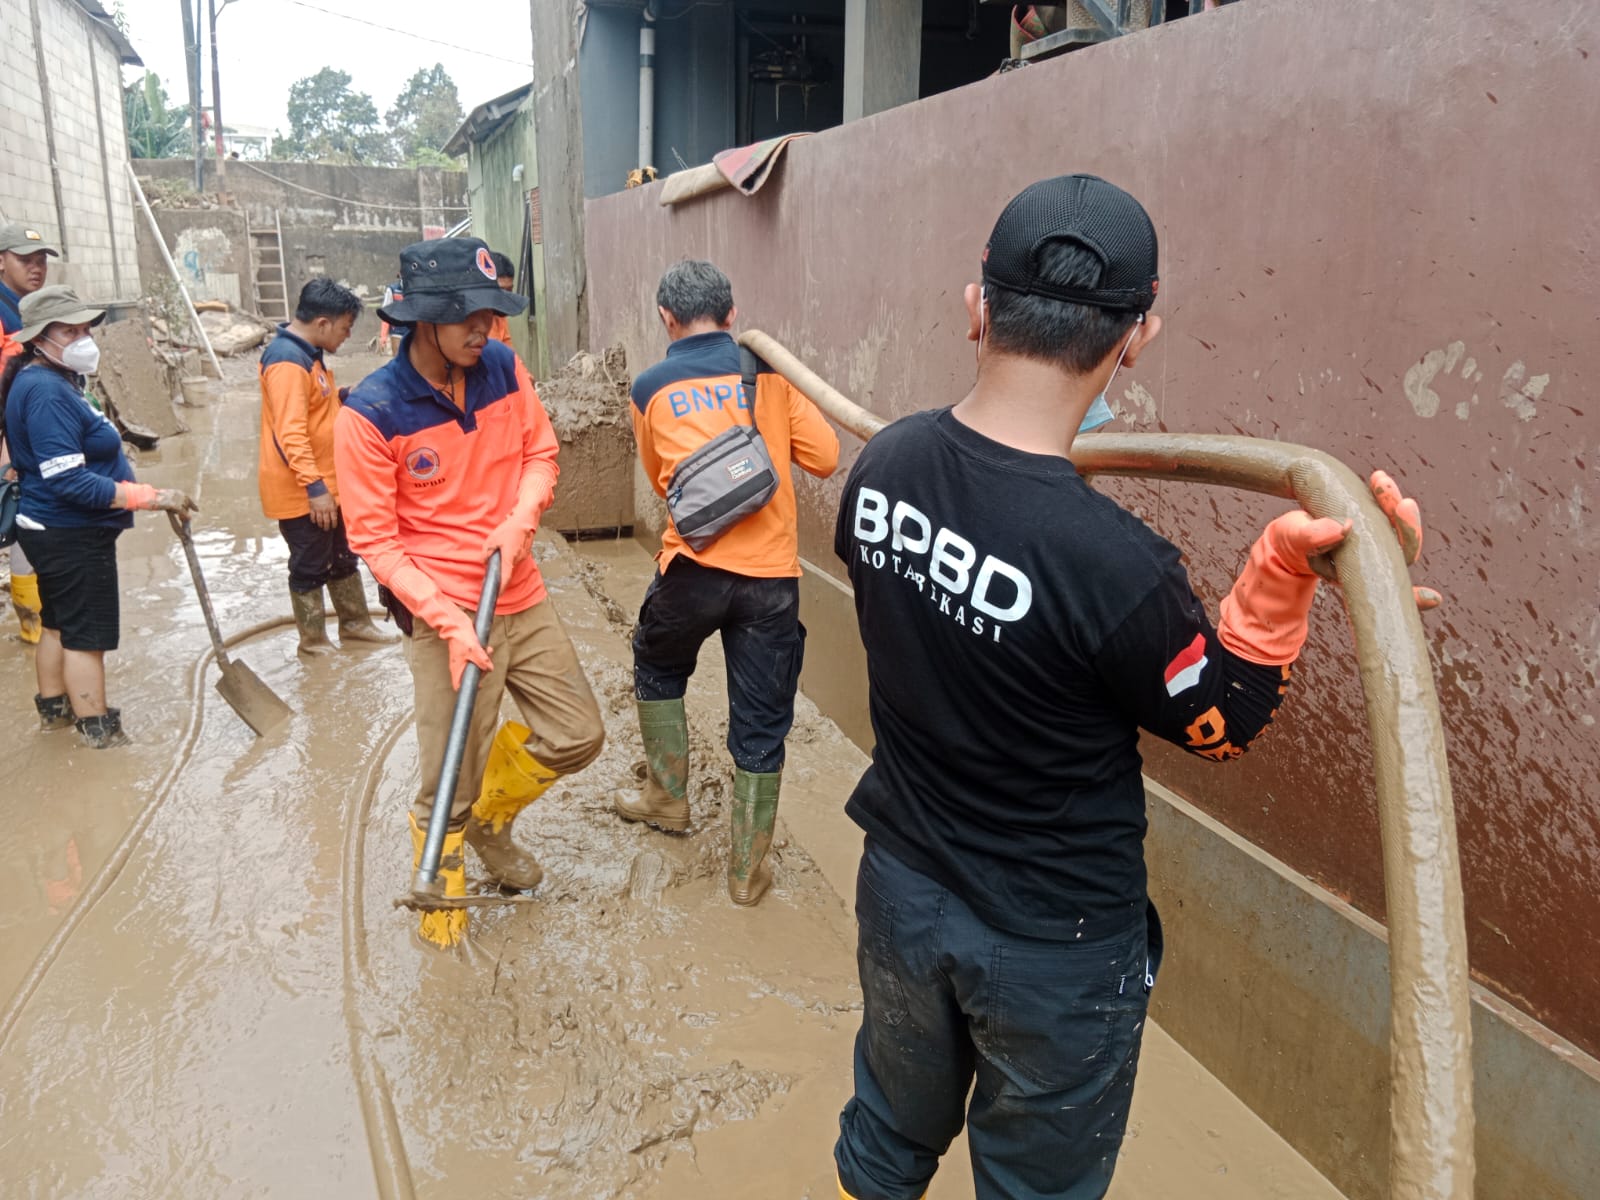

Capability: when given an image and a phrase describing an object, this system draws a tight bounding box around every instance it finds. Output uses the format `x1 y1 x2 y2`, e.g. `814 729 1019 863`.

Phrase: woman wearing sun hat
0 285 197 748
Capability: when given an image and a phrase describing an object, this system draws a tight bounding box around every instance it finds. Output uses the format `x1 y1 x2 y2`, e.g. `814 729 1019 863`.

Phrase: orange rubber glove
480 470 548 568
385 561 493 690
1219 471 1440 666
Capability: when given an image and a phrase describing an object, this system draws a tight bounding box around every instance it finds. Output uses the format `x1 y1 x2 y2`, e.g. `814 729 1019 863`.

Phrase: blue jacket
0 281 21 335
4 362 134 529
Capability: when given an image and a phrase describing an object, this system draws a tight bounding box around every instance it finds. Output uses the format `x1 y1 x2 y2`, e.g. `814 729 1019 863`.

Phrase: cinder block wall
0 0 140 302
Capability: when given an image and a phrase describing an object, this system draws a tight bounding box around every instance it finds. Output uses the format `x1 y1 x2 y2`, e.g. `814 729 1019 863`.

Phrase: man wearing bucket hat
0 220 62 645
336 237 605 948
828 175 1439 1198
1 286 197 748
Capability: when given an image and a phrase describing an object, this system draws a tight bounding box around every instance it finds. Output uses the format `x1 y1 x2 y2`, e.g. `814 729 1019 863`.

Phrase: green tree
123 71 190 159
279 68 393 164
386 64 465 166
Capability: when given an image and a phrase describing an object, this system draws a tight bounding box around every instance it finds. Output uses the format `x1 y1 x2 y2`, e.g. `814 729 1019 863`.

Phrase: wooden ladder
248 210 289 323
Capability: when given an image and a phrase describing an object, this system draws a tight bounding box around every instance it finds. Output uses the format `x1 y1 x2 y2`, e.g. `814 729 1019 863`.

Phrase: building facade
0 0 142 302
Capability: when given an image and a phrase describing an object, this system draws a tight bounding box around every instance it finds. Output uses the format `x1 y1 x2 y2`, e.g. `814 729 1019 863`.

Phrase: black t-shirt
835 408 1287 941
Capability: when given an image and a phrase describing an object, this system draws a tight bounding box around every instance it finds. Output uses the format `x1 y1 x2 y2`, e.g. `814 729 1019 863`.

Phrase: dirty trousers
834 841 1163 1200
631 557 805 773
405 596 605 827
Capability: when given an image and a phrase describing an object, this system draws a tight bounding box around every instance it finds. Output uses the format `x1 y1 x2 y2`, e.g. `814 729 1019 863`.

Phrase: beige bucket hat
16 284 106 344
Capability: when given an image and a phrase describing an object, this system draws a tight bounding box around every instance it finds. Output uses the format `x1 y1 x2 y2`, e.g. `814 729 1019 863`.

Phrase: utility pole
181 0 203 190
207 0 226 182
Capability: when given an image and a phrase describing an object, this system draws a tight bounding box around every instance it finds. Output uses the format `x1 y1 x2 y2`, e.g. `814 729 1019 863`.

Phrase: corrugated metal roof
443 83 535 157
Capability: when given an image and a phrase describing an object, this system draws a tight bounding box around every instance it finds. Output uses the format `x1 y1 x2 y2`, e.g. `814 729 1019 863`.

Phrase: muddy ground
0 352 1340 1198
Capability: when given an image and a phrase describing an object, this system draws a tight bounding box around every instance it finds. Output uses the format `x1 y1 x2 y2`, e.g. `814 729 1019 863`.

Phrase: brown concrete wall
1145 779 1600 1200
583 0 1600 1069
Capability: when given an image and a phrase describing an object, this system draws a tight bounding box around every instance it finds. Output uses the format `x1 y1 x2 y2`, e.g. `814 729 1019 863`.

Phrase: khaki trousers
406 597 605 827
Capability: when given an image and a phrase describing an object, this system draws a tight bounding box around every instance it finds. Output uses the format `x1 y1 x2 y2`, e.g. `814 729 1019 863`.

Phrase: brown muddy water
0 355 1341 1198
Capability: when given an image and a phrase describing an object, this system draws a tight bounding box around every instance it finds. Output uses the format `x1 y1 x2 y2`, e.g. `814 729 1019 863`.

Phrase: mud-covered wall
585 0 1600 1060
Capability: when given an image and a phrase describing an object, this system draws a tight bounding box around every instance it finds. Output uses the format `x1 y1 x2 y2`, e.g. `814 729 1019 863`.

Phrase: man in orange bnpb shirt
258 277 395 655
612 260 839 905
335 238 604 948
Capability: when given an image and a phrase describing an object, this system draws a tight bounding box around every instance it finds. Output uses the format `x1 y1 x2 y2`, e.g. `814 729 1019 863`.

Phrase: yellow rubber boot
466 721 558 891
408 814 469 949
11 573 42 644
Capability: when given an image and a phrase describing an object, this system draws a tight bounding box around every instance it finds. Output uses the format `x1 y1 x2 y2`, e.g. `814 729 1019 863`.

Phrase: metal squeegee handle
414 551 503 889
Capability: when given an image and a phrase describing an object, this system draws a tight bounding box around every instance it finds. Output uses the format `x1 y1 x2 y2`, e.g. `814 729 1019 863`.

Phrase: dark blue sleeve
19 379 119 511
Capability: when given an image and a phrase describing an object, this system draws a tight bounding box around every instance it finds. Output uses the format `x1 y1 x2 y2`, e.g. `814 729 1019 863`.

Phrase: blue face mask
1078 321 1141 435
1079 393 1115 433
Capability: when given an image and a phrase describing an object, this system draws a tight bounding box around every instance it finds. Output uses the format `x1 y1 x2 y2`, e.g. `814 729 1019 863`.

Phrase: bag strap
738 345 762 436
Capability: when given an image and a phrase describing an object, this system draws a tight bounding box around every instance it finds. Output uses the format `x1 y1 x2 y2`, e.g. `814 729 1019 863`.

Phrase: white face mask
44 332 100 376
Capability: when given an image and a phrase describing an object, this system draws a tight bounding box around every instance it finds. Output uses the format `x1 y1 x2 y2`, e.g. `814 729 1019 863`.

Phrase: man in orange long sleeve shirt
335 238 604 948
611 260 839 906
258 278 395 655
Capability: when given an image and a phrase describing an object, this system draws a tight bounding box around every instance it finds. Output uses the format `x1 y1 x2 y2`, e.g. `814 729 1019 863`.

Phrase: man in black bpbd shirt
830 176 1437 1199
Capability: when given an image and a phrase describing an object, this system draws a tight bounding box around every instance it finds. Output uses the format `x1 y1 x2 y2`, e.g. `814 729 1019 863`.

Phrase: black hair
656 259 734 325
490 251 515 282
985 240 1140 375
294 277 364 324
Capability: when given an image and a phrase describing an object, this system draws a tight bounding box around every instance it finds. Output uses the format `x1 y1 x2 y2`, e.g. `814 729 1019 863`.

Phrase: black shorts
15 525 122 651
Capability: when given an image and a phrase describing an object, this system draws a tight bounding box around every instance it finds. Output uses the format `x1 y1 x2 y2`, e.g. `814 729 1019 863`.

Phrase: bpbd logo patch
406 447 441 480
476 247 497 280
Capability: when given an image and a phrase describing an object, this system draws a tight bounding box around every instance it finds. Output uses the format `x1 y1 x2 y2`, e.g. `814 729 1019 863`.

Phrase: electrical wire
232 160 468 212
278 0 534 68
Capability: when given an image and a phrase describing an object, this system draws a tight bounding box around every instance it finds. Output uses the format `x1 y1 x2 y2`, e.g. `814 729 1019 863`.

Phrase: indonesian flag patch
1164 633 1208 697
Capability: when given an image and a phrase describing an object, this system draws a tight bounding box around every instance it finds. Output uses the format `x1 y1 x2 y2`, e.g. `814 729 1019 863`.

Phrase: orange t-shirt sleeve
333 406 406 585
785 378 841 478
262 361 323 491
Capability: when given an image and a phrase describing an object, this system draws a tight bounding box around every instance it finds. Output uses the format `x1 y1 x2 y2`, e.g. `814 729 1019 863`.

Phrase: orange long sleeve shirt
257 325 339 519
631 331 839 577
334 337 559 615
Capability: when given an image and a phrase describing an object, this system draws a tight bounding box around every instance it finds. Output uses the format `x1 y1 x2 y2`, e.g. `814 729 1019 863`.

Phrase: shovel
395 552 534 913
168 513 294 737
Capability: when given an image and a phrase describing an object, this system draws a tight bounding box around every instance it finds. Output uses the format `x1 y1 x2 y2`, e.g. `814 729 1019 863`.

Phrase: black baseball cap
981 174 1159 314
378 237 527 326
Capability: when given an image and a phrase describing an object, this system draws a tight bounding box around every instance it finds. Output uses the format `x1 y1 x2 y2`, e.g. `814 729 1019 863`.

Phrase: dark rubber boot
612 698 690 832
34 693 73 731
728 769 781 906
290 586 335 657
76 708 130 749
327 571 398 646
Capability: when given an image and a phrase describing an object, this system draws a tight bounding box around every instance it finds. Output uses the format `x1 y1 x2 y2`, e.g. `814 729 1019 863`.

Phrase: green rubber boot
290 586 335 658
728 768 781 906
612 698 690 832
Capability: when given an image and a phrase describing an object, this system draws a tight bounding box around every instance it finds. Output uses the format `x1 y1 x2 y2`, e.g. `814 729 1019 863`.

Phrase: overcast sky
116 0 536 135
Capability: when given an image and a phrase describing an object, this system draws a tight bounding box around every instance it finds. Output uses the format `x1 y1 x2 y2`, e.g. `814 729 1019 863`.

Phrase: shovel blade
215 659 293 737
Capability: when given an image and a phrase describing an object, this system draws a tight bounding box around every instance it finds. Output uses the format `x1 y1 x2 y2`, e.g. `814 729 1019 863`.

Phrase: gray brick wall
0 0 140 302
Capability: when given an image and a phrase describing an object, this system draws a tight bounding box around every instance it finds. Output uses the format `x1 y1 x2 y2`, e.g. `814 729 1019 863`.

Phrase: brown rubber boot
612 698 690 832
289 586 335 657
728 768 781 906
327 571 398 646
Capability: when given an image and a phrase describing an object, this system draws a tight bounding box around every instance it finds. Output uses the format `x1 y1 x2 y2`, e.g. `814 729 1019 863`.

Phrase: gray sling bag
665 346 780 551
